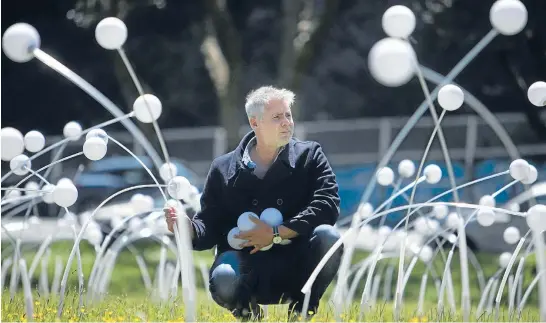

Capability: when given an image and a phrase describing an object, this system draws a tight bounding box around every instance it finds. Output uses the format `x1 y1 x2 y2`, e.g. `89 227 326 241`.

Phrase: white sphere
508 203 520 213
63 121 82 141
490 0 528 36
414 217 429 235
83 137 107 161
167 176 192 201
260 208 283 226
227 227 246 250
509 159 530 181
526 204 546 232
527 81 546 107
133 94 162 123
53 178 78 208
438 84 464 111
433 204 449 219
4 188 21 200
9 154 31 176
237 212 259 231
129 217 143 231
159 162 178 182
418 245 433 263
41 183 55 204
95 17 127 50
85 225 103 246
424 164 442 184
503 226 520 244
398 159 415 178
86 128 108 144
521 165 538 185
377 167 395 186
260 244 273 251
357 203 374 219
479 195 496 208
382 5 416 39
446 212 461 229
368 37 416 87
378 225 392 237
24 181 40 196
499 252 512 268
131 194 154 212
24 130 45 152
1 127 25 161
477 208 495 227
1 23 40 63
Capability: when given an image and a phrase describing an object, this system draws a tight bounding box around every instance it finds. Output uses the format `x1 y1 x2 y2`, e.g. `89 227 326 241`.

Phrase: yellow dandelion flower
422 316 428 322
35 301 40 305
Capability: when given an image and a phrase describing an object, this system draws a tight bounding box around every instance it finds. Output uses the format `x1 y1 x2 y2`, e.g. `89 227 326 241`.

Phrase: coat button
252 199 259 206
277 199 283 206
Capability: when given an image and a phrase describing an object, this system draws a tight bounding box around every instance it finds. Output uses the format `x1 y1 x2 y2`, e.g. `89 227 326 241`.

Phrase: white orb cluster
398 159 415 178
509 159 537 184
95 17 127 50
1 22 40 63
381 5 416 39
1 127 25 161
228 208 285 251
527 81 546 107
9 154 31 176
24 130 45 152
490 0 528 36
377 166 394 186
438 84 464 111
133 94 162 123
368 37 416 87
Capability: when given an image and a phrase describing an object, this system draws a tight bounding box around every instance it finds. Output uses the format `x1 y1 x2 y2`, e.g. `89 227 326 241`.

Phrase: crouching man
164 86 344 321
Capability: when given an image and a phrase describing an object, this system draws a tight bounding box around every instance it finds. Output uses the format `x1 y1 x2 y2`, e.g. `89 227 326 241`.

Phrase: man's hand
235 216 274 254
163 207 194 239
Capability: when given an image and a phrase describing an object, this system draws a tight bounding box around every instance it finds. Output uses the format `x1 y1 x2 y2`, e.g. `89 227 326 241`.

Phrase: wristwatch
272 226 282 244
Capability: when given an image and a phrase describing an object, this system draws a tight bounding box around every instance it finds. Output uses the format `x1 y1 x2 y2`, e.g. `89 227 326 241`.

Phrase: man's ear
249 116 258 129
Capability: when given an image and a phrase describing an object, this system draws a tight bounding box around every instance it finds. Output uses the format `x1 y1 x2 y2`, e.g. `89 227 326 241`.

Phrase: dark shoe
232 303 264 322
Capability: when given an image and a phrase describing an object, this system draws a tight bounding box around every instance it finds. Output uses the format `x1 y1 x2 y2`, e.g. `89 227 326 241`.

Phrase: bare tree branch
203 0 242 69
277 0 301 87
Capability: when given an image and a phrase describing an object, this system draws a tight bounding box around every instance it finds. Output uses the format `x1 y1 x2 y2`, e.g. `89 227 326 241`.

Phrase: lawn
1 240 541 322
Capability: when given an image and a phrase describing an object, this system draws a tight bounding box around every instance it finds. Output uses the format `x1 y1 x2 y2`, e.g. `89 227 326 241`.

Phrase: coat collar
227 131 297 186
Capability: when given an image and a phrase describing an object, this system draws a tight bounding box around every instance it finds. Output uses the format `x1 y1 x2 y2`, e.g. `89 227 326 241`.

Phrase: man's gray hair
244 86 295 118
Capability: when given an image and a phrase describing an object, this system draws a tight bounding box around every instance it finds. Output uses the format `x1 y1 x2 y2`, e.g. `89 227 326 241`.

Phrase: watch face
273 236 282 244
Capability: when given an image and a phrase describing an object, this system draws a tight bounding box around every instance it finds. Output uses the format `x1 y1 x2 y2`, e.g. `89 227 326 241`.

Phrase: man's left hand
235 216 274 254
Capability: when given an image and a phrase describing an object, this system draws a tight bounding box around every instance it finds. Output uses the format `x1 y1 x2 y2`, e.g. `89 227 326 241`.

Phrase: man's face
251 99 294 148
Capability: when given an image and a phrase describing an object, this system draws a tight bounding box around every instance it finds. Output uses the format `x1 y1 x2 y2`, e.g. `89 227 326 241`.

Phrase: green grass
1 240 542 322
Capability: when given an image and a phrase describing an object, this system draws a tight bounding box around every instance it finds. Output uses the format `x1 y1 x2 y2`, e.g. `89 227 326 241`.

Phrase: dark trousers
208 224 344 314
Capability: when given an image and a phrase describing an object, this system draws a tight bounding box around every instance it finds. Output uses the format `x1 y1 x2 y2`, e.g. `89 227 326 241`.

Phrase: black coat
189 131 340 254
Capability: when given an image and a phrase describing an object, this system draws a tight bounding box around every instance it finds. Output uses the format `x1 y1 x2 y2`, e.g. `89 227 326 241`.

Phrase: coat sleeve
281 143 340 237
189 161 222 251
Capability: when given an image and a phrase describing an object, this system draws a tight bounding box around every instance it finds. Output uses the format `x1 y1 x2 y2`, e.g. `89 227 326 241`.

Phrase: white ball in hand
1 127 25 161
227 227 246 250
527 81 546 107
1 23 40 63
95 17 127 50
133 94 162 123
24 130 45 152
237 212 259 231
260 208 283 226
382 5 416 39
